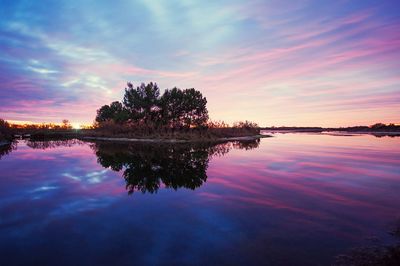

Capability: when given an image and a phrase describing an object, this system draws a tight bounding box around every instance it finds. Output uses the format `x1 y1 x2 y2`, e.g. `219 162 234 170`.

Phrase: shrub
0 119 13 141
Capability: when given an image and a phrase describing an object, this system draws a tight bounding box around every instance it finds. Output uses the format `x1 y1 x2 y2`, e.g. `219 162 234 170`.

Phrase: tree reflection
91 139 260 194
0 142 16 160
26 139 85 149
0 138 260 193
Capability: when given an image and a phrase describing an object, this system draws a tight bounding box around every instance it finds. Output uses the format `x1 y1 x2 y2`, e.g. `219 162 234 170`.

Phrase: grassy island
91 82 261 140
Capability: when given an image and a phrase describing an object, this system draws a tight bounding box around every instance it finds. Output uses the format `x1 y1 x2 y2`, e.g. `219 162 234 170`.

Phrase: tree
181 88 208 128
95 101 129 123
159 87 208 128
371 123 386 129
0 119 12 141
0 119 9 131
159 87 185 128
123 82 160 123
96 82 209 129
61 119 72 129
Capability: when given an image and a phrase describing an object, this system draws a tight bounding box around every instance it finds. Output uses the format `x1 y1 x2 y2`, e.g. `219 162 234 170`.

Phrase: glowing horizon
1 1 399 127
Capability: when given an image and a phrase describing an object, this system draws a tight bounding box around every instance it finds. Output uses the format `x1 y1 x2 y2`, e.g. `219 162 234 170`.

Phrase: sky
0 0 399 127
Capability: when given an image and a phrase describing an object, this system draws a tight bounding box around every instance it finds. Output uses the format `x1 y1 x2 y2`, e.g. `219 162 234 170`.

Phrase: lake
0 133 399 265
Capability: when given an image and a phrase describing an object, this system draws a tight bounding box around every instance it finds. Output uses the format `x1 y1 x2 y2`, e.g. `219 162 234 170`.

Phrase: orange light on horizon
6 119 92 129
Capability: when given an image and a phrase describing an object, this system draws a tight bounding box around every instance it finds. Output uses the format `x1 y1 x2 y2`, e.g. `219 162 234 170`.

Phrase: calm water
0 133 399 266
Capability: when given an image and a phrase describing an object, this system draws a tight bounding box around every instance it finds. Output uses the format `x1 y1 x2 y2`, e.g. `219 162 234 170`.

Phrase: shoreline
81 134 272 143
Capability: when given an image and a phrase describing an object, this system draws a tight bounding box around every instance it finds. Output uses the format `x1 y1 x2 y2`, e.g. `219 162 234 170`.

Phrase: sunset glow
1 1 399 126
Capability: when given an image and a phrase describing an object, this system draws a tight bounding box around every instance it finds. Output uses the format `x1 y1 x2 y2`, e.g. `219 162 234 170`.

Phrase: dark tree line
96 82 209 129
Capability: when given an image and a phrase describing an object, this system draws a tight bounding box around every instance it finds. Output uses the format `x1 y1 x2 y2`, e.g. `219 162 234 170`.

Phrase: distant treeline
262 123 400 132
331 123 400 132
8 119 74 130
261 126 324 132
0 119 85 141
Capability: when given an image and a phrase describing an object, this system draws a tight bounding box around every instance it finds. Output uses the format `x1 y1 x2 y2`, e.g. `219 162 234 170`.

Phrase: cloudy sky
0 0 399 127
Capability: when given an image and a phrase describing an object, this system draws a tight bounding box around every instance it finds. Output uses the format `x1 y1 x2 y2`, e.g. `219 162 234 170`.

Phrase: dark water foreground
0 134 399 265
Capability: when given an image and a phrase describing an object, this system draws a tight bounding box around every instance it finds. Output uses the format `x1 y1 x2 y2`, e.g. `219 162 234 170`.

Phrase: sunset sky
0 0 399 127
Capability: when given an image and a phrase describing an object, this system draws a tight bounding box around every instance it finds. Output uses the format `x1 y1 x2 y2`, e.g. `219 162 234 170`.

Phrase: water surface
0 134 399 265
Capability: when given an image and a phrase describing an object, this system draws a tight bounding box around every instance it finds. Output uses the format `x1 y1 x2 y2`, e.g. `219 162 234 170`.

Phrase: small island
90 82 264 142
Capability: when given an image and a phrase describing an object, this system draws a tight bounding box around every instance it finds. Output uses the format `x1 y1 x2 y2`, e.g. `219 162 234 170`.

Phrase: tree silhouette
96 101 129 123
0 118 13 141
159 87 185 128
96 82 209 130
61 119 72 129
160 88 208 128
123 82 161 123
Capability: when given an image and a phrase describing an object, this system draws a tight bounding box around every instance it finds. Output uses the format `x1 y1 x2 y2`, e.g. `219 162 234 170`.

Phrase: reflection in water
1 138 260 194
0 142 16 160
371 133 400 138
26 139 85 149
90 139 260 194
